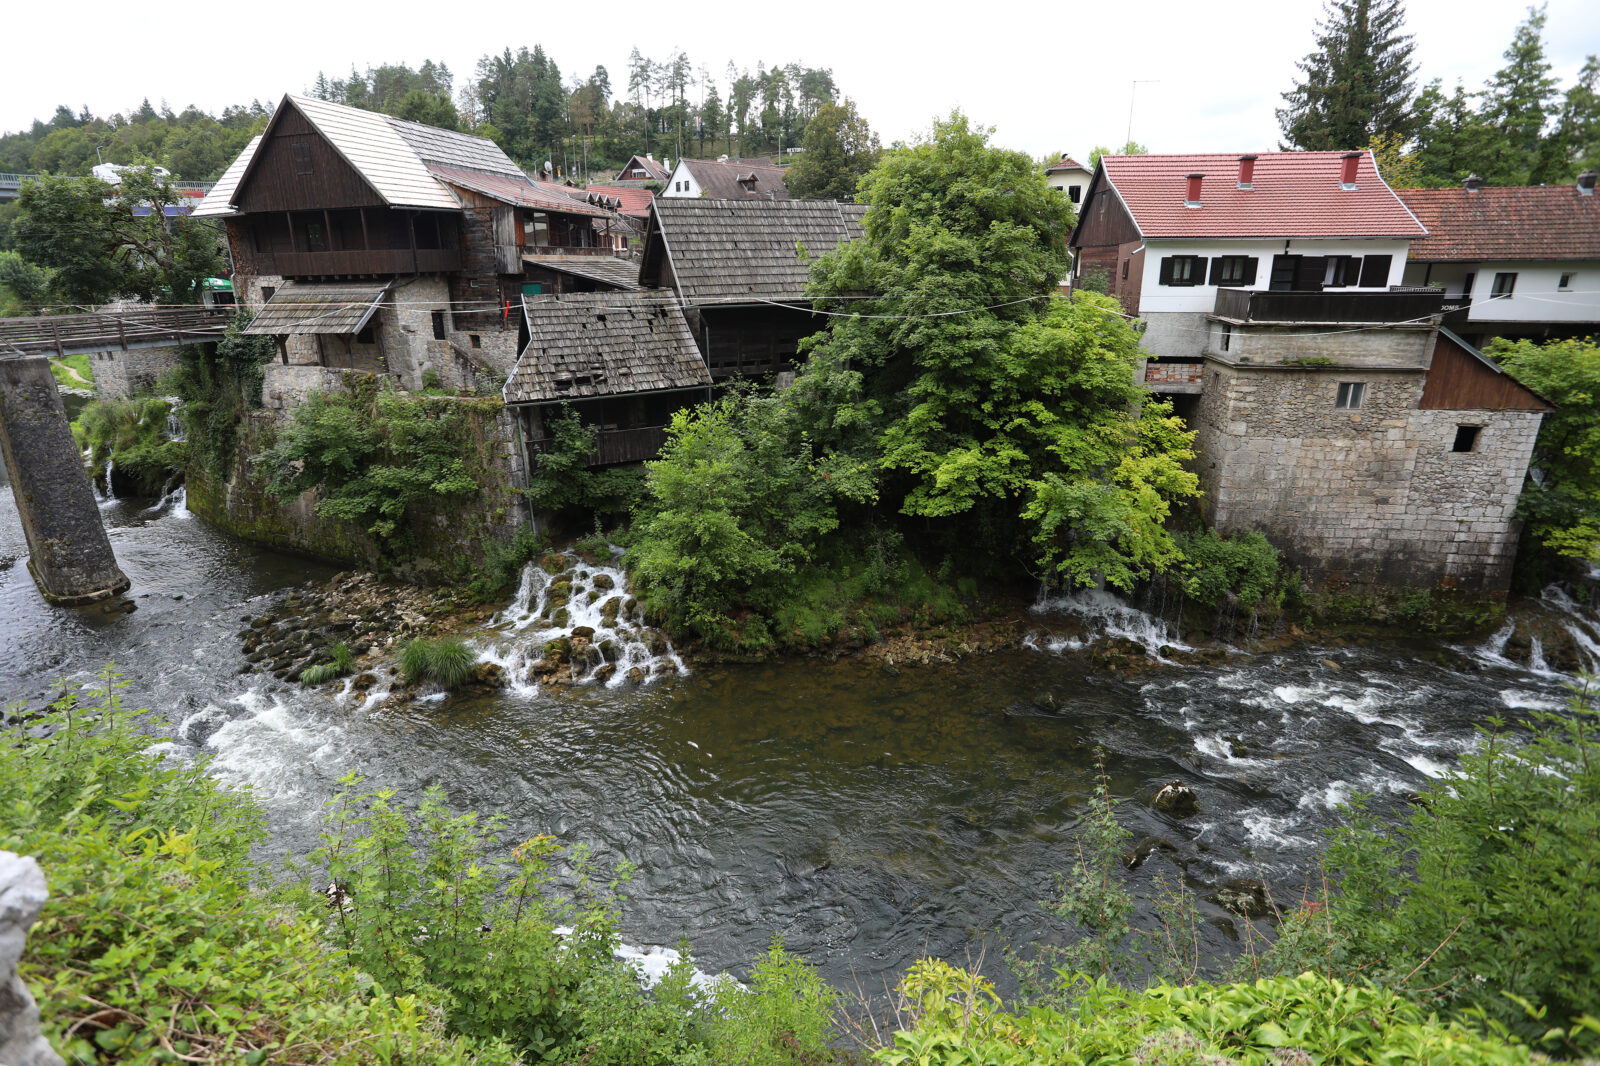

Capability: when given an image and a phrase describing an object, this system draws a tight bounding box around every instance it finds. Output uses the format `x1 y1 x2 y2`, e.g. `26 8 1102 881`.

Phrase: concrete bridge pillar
0 355 129 604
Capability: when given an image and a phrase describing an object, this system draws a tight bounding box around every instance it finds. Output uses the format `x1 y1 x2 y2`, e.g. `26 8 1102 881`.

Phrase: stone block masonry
1192 360 1541 591
88 345 181 400
0 355 130 604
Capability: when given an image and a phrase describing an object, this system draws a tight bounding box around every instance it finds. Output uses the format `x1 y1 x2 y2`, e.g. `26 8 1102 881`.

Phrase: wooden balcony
252 248 462 277
522 244 620 258
530 425 668 467
1213 287 1445 324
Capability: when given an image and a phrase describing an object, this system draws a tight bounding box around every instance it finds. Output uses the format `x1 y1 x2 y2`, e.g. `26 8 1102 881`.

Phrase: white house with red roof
1070 150 1427 360
1044 154 1092 205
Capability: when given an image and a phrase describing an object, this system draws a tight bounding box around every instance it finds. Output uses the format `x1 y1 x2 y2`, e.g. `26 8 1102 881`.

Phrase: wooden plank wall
235 106 384 213
1419 332 1552 411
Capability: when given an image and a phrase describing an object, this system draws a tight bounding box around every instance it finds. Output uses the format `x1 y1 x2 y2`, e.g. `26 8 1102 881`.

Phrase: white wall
1137 237 1413 315
1463 261 1595 324
1046 167 1092 206
661 160 701 198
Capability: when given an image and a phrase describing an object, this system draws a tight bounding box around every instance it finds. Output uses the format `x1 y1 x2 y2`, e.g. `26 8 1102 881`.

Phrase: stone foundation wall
88 346 181 400
1193 361 1540 591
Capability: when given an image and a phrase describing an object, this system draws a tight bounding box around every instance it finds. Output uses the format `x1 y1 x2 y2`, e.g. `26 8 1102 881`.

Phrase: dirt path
51 359 93 387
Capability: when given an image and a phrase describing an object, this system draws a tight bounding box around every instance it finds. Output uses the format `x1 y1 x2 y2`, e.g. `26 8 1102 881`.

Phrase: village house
660 158 790 200
1396 172 1600 347
193 94 632 406
613 154 670 185
1044 154 1092 205
1070 149 1552 591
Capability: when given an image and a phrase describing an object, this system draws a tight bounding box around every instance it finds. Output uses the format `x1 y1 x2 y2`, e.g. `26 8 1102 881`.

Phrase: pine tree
1278 0 1419 150
1475 6 1560 185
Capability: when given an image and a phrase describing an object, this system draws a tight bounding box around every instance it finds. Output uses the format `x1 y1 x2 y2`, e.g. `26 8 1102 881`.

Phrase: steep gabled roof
504 292 711 403
521 254 642 290
192 135 260 217
644 198 867 304
677 159 790 200
1398 184 1600 261
1046 156 1087 173
618 154 670 182
1093 150 1427 240
427 165 613 217
193 94 526 216
244 280 390 335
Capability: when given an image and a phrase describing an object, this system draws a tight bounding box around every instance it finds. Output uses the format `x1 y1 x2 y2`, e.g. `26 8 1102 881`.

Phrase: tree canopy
1278 0 1419 150
784 98 881 201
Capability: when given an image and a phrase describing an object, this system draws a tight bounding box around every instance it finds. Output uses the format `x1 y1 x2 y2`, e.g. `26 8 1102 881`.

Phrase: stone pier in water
0 354 129 604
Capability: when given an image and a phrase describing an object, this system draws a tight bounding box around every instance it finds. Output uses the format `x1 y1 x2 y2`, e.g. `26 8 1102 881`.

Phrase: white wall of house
662 160 701 198
1404 259 1600 324
1138 237 1413 315
1047 167 1092 206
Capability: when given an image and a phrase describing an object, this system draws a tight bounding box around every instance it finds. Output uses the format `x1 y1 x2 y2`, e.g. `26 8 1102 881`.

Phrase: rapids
2 487 1594 992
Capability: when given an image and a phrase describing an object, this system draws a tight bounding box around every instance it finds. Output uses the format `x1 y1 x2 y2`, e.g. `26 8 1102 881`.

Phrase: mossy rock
593 573 615 591
537 553 571 575
598 639 619 663
593 663 617 684
599 596 623 622
544 637 572 663
550 607 569 628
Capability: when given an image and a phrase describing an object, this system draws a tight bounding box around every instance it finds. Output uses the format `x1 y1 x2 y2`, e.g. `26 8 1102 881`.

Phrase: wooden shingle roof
244 281 389 335
521 255 642 290
504 293 711 404
192 135 259 217
647 198 867 304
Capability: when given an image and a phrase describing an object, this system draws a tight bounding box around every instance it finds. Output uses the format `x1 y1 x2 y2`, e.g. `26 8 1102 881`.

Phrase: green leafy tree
785 98 881 201
1086 141 1148 170
1491 336 1600 564
1475 6 1561 185
0 249 50 313
796 113 1198 589
1409 78 1488 185
1277 0 1419 150
1533 54 1600 183
11 169 222 305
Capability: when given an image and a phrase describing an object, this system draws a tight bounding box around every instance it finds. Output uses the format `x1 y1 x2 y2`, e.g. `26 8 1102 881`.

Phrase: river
1 487 1592 994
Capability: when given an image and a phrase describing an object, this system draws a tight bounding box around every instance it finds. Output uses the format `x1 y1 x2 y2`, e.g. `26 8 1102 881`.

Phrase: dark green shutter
1296 257 1327 292
1243 257 1259 285
1188 257 1207 285
1208 258 1224 285
1159 257 1174 285
1359 254 1392 287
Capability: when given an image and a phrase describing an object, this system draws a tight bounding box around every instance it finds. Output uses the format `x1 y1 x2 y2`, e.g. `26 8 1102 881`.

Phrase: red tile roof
1100 150 1426 239
426 164 613 217
1398 184 1600 261
585 183 655 219
1046 156 1087 172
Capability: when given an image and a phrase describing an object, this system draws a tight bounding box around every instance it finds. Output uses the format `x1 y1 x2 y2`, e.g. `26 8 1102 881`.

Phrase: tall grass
400 636 475 689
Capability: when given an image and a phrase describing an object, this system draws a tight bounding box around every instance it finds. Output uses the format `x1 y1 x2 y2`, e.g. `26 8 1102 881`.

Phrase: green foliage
73 396 186 495
12 169 223 305
705 938 840 1065
1173 529 1285 610
254 378 484 557
1490 336 1600 566
1276 0 1419 151
300 642 355 686
876 961 1532 1066
167 317 277 478
795 115 1197 593
629 390 840 648
0 668 515 1065
469 525 546 602
0 248 51 312
1076 267 1110 294
784 97 881 201
1086 142 1149 170
1259 686 1600 1056
522 405 648 518
399 636 477 689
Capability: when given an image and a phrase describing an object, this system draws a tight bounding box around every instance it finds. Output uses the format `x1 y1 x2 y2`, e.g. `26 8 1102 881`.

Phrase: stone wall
87 346 181 400
188 395 529 581
1192 359 1540 591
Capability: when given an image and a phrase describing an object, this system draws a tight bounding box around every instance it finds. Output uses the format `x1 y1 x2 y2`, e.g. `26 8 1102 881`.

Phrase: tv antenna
1126 80 1160 148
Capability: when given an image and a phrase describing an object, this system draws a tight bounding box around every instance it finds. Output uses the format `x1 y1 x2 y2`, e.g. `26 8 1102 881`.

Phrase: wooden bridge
0 307 237 358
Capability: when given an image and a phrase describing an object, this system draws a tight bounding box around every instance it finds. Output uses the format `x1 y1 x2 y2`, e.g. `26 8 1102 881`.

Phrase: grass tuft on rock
400 636 475 689
299 642 354 686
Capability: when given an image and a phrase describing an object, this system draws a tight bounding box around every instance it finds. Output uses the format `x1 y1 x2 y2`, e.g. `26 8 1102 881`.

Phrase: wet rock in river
593 663 617 684
626 667 645 685
1152 781 1198 818
571 625 596 642
1208 878 1271 920
1122 835 1178 870
598 639 618 663
593 573 615 591
537 552 571 575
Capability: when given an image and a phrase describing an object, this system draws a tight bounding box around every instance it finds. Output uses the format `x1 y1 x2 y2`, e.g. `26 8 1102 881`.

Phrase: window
1559 273 1574 291
431 311 447 340
1492 272 1518 297
1159 255 1207 286
291 139 314 177
304 219 326 253
1067 184 1082 203
1210 255 1258 286
355 326 374 345
1220 322 1232 352
1452 425 1481 453
1323 255 1358 288
469 334 482 349
1461 272 1475 297
1335 381 1365 409
261 285 276 303
1120 259 1129 280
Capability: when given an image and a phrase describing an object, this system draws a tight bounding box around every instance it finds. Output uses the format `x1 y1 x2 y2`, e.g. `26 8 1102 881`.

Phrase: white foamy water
1029 587 1190 661
202 688 350 798
475 553 687 694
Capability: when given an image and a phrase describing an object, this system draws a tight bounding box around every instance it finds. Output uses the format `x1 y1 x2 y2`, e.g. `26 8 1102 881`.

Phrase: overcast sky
6 0 1597 161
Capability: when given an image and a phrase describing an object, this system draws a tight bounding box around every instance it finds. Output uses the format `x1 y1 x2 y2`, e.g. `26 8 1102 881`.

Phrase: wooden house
192 93 632 400
661 158 790 200
637 198 865 381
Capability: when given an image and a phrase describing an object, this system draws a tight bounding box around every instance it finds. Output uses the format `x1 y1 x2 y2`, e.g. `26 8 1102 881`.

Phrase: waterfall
102 456 115 499
1028 586 1192 661
475 549 687 693
164 396 187 443
1539 584 1600 675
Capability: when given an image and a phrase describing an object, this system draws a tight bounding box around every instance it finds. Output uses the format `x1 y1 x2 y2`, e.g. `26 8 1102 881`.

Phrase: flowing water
2 488 1594 993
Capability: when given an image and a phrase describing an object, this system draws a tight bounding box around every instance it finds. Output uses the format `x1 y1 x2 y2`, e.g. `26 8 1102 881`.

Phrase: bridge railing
0 306 237 357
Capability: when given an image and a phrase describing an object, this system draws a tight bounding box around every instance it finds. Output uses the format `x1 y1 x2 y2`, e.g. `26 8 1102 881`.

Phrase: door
1294 256 1327 292
1269 255 1300 292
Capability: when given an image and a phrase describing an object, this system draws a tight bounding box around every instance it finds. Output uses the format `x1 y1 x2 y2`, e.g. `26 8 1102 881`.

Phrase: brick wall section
1144 360 1203 386
1192 358 1541 591
88 346 181 400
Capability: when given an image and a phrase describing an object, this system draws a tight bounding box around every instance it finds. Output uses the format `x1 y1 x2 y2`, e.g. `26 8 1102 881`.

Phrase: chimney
1237 155 1257 189
1339 152 1360 189
1185 173 1204 207
1464 173 1484 191
1578 171 1597 196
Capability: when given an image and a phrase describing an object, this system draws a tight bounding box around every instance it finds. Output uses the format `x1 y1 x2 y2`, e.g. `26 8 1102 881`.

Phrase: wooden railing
253 248 463 277
1213 287 1445 324
529 425 668 467
0 306 235 357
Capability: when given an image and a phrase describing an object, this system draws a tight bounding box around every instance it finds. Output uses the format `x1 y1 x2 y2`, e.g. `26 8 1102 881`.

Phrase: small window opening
469 334 482 349
1120 259 1129 280
1067 184 1082 203
356 325 374 345
1559 273 1574 291
1220 323 1232 352
1492 272 1518 297
1452 425 1481 453
1335 381 1366 409
261 285 276 302
431 311 447 340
